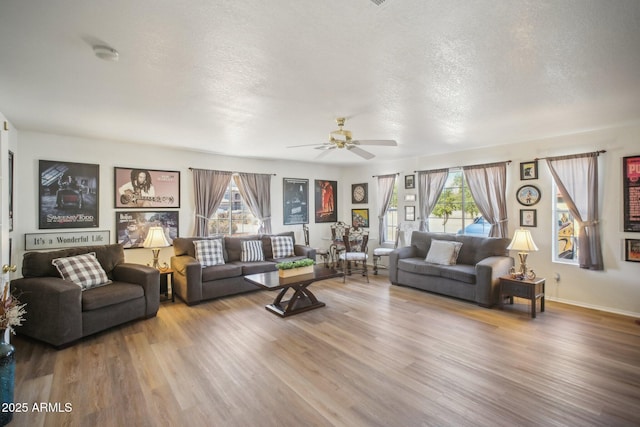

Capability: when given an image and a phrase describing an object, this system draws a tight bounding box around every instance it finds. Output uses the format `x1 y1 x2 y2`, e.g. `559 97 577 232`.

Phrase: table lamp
507 228 538 278
143 226 170 269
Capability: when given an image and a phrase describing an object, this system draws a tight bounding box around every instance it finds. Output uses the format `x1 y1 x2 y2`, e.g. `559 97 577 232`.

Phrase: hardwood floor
10 273 640 427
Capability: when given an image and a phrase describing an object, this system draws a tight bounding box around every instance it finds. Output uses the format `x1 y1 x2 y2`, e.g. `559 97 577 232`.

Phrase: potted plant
275 258 315 278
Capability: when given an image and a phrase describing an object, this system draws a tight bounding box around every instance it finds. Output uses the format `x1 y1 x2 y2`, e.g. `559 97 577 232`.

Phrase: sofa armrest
389 246 418 283
113 263 160 316
10 277 83 347
171 255 203 305
294 244 316 260
475 256 514 307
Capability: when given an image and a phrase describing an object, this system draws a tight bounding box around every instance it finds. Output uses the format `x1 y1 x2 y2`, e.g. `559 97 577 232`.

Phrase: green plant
275 258 315 270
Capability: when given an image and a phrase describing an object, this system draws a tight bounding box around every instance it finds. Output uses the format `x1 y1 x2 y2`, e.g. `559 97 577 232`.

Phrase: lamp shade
507 228 539 252
143 226 170 249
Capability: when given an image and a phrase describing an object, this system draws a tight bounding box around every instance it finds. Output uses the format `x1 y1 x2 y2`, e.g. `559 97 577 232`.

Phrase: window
385 183 398 243
552 184 578 264
427 169 487 236
208 178 259 235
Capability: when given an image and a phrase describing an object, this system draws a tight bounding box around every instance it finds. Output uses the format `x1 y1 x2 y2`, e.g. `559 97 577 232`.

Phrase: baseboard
545 295 640 319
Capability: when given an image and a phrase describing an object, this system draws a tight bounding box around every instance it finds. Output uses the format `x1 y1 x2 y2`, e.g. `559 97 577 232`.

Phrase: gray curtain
417 169 449 231
463 162 508 237
192 169 232 237
234 173 272 234
376 174 397 243
546 153 603 270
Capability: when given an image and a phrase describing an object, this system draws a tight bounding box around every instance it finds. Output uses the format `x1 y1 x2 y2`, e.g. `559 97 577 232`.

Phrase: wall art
315 180 337 223
351 208 369 228
623 155 640 232
114 167 180 208
283 177 309 225
115 211 178 249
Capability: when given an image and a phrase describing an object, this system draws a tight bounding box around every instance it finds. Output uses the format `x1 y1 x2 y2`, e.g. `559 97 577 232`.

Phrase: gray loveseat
11 244 160 348
171 231 315 305
389 231 513 307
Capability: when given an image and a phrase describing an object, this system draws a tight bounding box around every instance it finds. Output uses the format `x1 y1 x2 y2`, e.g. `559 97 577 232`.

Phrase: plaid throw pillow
194 239 225 267
52 252 111 290
241 240 264 262
271 236 295 259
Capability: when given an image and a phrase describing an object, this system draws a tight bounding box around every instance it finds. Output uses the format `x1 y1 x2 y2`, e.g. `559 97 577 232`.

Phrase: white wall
340 124 640 317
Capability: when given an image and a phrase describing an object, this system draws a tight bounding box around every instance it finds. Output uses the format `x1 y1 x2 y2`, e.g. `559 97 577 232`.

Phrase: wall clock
516 185 541 206
352 183 368 204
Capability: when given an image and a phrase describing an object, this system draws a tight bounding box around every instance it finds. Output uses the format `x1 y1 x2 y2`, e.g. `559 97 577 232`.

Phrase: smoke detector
93 45 119 62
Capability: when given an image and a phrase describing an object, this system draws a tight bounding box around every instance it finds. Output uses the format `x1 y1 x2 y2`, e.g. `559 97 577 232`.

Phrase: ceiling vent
370 0 386 5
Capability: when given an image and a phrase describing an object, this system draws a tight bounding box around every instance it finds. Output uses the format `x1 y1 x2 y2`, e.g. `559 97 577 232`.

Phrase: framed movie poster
623 155 640 232
315 180 337 223
115 211 179 249
625 239 640 262
283 178 309 225
114 167 180 208
39 160 99 229
351 208 369 228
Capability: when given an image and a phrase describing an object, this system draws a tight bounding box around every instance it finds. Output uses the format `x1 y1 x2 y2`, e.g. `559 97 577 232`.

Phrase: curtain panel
463 161 509 237
546 153 604 270
417 169 449 231
376 174 397 243
192 169 233 237
234 173 272 234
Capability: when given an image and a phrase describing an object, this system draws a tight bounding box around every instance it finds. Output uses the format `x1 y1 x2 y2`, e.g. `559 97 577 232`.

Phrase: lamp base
149 248 168 270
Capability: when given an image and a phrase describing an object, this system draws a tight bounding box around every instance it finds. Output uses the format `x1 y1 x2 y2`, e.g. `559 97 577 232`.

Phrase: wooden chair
339 227 369 282
303 224 330 267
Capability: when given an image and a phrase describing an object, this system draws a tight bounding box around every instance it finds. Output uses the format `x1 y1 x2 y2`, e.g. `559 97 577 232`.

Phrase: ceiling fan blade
347 145 375 160
314 144 335 150
287 143 328 148
315 147 335 159
351 139 398 146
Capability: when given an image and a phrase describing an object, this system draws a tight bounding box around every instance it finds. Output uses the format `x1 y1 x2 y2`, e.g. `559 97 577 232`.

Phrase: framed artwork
114 167 180 208
404 194 416 202
351 183 368 204
625 239 640 262
405 206 416 221
25 230 110 250
8 151 13 231
39 160 99 229
520 160 538 180
116 211 178 249
405 174 415 189
351 208 369 228
516 184 541 206
623 155 640 232
520 209 537 227
315 180 337 223
283 178 309 225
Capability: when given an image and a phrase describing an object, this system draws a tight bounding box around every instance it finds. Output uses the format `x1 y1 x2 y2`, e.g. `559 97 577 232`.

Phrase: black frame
8 151 13 231
351 208 370 228
623 155 640 232
38 160 99 229
351 183 368 204
405 174 415 189
520 160 538 180
283 177 309 225
114 167 180 208
315 180 338 223
115 210 179 249
625 239 640 262
405 206 416 221
516 184 541 206
520 209 537 227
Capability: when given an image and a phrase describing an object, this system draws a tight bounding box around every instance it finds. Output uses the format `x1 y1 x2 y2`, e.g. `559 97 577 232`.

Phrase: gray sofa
389 231 513 307
171 231 315 305
11 244 160 348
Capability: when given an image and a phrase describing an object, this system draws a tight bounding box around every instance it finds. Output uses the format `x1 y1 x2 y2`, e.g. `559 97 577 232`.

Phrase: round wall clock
352 183 368 204
516 185 541 206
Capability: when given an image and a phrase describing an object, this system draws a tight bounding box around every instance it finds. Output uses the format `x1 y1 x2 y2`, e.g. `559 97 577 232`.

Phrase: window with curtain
384 184 398 243
208 178 259 235
553 183 579 264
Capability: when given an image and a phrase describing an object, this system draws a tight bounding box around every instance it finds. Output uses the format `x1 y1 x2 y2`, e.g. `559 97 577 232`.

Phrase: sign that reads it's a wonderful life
25 231 110 250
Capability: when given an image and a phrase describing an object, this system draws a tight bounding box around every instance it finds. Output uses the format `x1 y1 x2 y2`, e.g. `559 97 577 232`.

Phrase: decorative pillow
425 240 463 266
241 240 265 262
271 236 295 259
51 252 111 290
194 239 225 267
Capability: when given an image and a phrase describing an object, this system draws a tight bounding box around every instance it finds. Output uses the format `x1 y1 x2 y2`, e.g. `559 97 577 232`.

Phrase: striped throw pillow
194 239 225 267
241 240 264 262
271 236 295 259
52 252 111 290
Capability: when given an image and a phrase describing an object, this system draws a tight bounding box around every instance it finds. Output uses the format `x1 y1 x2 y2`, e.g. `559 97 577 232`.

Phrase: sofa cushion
438 265 477 284
82 282 144 311
397 258 477 284
233 261 278 276
241 240 265 262
194 239 225 267
52 252 111 290
398 258 443 276
201 264 243 281
271 236 295 259
425 240 463 265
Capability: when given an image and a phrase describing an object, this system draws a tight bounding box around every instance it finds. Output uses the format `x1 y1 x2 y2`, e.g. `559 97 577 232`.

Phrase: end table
159 268 174 302
499 276 545 318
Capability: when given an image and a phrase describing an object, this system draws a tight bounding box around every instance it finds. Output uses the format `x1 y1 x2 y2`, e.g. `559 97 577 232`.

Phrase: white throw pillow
425 240 463 266
194 239 225 267
241 240 265 262
271 236 295 259
52 252 111 290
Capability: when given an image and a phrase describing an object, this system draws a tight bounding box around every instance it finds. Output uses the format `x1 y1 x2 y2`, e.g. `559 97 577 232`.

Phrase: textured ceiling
1 0 639 164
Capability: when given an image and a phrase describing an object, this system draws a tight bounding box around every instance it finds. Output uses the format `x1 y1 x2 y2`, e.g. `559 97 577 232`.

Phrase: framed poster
116 211 179 249
8 151 13 231
520 209 537 227
520 160 538 180
315 180 337 223
623 155 640 232
283 178 309 225
405 174 415 189
39 160 99 229
351 183 368 204
405 206 416 221
114 167 180 208
516 185 541 206
351 208 369 228
625 239 640 262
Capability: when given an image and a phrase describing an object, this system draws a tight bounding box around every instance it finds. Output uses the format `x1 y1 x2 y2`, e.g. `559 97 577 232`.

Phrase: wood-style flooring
10 273 640 427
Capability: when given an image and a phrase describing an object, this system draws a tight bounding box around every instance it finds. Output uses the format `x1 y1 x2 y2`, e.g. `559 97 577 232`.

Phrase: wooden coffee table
244 266 343 317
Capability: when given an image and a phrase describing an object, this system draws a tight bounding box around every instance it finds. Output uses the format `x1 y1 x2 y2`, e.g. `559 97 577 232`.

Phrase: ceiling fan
288 118 398 160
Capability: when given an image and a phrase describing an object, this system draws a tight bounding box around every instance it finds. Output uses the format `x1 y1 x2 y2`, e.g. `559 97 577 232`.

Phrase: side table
499 276 545 318
159 268 174 302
